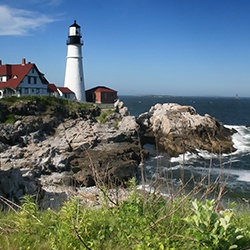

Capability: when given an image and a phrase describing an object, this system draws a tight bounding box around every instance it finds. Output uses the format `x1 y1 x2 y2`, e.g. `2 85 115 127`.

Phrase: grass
0 95 94 110
0 180 250 250
4 114 19 124
0 96 96 124
96 109 116 123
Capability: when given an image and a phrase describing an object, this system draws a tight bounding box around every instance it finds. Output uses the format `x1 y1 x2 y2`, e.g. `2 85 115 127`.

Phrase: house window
36 88 40 94
31 88 34 93
28 76 31 84
34 77 37 84
32 67 34 73
25 88 28 94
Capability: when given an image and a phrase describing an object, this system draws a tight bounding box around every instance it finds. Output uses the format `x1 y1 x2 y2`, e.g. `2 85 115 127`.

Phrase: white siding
18 67 48 95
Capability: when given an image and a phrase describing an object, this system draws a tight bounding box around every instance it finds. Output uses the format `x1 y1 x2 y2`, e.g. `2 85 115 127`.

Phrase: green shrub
184 199 244 249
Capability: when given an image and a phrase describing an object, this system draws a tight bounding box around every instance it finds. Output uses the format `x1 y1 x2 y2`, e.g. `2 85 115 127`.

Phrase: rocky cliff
0 96 143 208
0 97 235 209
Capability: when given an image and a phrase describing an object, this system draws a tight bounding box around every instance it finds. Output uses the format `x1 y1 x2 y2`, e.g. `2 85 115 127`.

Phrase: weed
97 109 115 123
4 114 18 124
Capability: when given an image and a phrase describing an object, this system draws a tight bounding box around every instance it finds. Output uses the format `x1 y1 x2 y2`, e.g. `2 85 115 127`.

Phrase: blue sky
0 0 250 97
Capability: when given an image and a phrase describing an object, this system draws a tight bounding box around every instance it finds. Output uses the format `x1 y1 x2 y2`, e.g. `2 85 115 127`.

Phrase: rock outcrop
0 97 143 208
137 103 235 156
0 97 236 208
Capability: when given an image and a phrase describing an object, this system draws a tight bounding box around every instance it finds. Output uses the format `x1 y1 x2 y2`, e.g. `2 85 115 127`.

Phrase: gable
0 62 49 89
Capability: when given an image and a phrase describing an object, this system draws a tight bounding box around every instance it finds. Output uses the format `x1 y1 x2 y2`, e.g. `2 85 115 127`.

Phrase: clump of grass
97 109 115 123
4 114 18 124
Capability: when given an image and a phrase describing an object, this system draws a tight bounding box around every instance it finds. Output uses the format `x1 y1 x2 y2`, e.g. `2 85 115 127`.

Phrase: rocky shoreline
0 96 235 209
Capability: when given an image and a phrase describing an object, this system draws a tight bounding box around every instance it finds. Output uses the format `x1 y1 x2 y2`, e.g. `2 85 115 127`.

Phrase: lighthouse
64 20 86 101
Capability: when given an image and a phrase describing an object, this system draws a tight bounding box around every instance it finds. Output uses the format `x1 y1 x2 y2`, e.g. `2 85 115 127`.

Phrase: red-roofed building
0 59 76 100
57 87 75 99
47 83 59 96
86 86 118 104
0 58 50 98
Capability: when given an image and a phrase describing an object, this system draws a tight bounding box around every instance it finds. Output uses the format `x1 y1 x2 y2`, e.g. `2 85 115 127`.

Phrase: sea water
120 95 250 201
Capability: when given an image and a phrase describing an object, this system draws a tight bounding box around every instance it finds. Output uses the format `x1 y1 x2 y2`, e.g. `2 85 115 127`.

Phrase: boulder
71 142 141 187
0 168 40 208
137 103 235 156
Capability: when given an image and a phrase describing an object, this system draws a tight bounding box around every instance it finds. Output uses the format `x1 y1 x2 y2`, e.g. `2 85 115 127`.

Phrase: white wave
170 150 218 165
137 184 172 197
152 155 164 160
226 125 250 154
191 166 250 183
170 151 198 163
169 125 250 165
225 169 250 183
237 172 250 182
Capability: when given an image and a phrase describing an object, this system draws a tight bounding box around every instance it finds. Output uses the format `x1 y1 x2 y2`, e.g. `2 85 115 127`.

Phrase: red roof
86 86 117 93
0 63 33 89
95 87 117 93
48 83 58 93
57 87 74 94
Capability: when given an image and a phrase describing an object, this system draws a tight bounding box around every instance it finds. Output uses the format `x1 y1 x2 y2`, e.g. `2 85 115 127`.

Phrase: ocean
120 95 250 202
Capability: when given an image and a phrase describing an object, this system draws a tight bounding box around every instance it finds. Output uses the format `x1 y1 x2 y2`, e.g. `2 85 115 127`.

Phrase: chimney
22 58 26 65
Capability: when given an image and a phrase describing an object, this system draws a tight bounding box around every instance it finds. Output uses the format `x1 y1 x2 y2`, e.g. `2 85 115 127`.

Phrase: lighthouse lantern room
64 20 86 102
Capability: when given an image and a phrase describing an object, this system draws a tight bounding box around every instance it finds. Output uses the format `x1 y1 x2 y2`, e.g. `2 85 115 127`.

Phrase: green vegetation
97 109 115 123
4 114 19 124
0 95 94 111
0 96 96 123
1 181 250 249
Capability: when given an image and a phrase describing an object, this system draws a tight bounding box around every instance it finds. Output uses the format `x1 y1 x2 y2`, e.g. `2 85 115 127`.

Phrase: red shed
86 86 118 104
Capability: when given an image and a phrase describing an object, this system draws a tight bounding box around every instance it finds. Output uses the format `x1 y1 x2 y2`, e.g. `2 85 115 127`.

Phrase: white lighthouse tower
64 20 86 101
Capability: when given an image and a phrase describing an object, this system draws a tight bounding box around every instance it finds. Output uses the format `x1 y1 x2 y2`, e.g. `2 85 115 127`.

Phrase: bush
184 199 244 249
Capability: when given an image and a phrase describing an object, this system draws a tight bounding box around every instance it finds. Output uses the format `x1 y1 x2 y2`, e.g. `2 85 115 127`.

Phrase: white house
0 58 75 100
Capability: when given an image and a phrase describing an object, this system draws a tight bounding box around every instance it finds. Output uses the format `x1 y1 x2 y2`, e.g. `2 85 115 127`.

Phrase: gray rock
137 103 235 156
